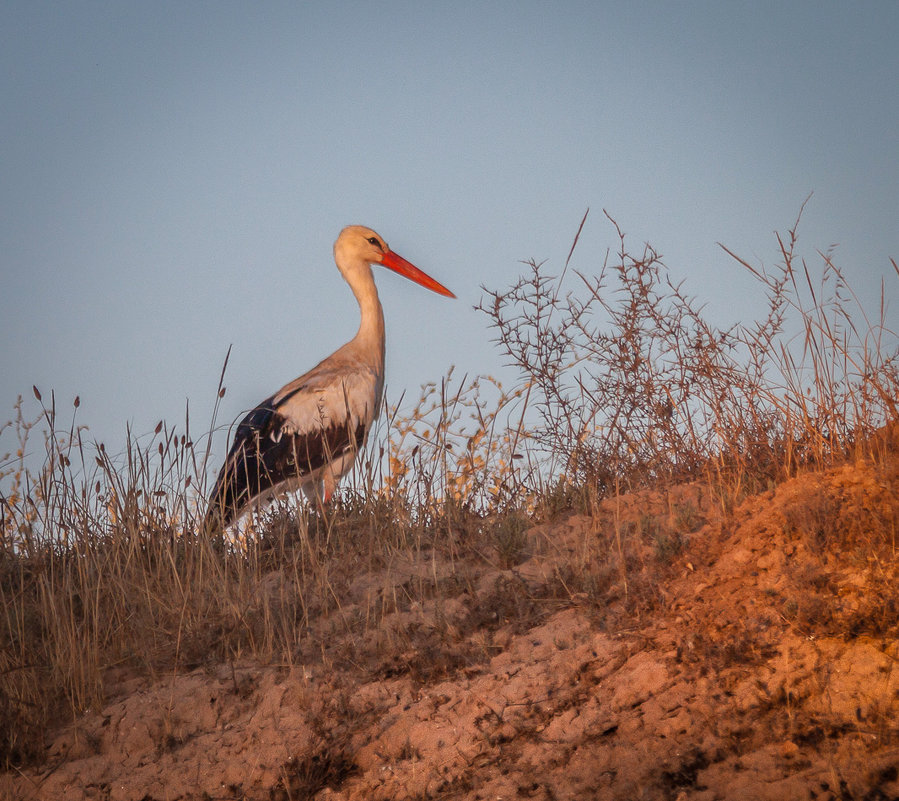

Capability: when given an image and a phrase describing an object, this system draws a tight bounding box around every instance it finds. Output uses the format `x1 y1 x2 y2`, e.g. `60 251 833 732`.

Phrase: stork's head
334 225 455 298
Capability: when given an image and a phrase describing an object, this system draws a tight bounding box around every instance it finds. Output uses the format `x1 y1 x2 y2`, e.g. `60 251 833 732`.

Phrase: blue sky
2 2 897 461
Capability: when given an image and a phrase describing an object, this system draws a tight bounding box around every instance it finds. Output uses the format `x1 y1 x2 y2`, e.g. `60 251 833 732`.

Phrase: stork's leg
321 470 338 505
302 474 337 518
302 479 326 508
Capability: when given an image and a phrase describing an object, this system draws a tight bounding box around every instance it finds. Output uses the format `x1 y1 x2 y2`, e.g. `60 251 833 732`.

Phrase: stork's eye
367 236 382 248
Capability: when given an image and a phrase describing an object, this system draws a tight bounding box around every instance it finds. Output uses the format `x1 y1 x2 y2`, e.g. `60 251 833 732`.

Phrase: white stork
204 225 455 530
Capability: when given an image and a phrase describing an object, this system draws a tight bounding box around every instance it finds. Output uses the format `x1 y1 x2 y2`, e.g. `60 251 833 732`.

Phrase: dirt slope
5 456 898 800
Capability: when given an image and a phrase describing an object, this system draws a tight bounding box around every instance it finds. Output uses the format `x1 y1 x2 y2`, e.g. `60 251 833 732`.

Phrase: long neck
346 262 386 370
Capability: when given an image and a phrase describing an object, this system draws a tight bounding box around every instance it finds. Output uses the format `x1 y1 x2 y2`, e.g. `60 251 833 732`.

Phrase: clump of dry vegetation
1 206 897 780
479 207 898 503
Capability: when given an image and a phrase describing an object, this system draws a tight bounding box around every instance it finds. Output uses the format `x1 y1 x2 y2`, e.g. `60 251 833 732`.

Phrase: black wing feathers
205 394 366 528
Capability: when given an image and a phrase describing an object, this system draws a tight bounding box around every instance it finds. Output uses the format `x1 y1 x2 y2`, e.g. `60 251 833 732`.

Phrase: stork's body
204 226 454 529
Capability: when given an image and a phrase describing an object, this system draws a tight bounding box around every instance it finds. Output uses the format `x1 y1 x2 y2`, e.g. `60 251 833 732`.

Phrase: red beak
379 250 456 298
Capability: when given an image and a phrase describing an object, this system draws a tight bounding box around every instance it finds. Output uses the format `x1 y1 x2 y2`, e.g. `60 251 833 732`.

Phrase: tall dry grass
1 208 897 768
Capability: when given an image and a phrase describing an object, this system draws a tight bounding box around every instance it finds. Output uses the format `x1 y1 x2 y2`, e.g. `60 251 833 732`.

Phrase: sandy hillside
4 450 899 801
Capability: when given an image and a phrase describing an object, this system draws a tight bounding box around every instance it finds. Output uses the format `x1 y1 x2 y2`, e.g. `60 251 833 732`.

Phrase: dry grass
1 206 897 770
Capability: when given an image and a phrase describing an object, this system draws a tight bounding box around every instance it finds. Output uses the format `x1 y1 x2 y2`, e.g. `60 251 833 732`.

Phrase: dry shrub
379 369 536 517
479 205 899 503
